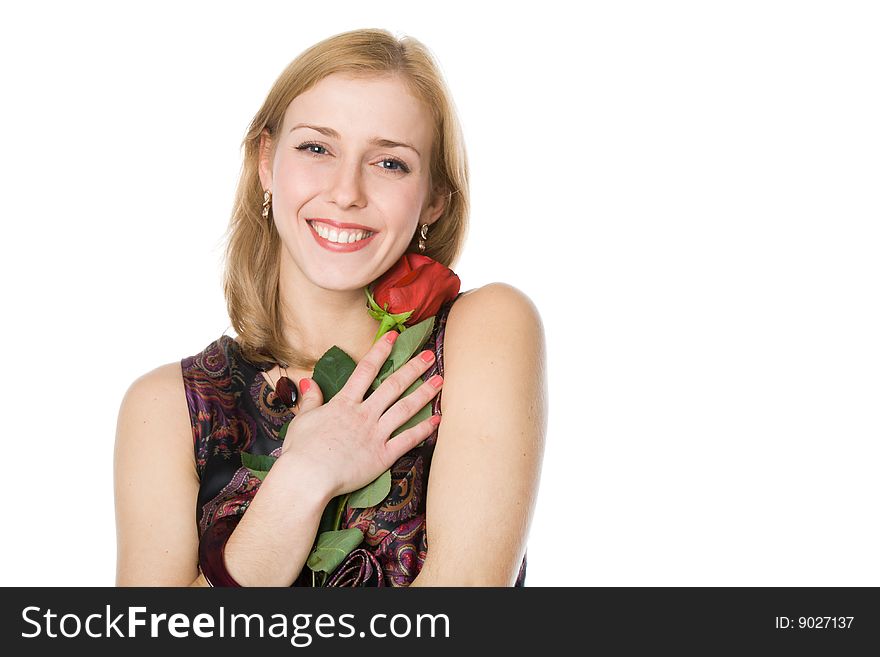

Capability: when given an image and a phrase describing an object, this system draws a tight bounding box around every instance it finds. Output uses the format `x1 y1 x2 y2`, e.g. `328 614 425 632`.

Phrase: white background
1 1 878 586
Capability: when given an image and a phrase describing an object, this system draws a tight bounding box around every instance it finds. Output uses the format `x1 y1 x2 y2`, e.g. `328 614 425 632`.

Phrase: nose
327 158 367 209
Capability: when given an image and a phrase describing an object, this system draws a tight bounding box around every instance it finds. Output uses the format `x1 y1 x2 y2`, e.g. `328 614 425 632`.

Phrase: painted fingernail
428 374 443 389
430 415 442 427
419 350 435 364
384 331 399 344
299 378 311 395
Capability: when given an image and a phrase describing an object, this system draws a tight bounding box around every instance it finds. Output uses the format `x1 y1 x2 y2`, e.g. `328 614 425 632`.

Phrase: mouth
306 219 377 252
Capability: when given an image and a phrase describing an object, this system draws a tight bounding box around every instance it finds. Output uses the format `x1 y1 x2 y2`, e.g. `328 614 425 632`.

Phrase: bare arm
220 454 333 586
113 363 204 586
410 283 547 586
113 363 333 587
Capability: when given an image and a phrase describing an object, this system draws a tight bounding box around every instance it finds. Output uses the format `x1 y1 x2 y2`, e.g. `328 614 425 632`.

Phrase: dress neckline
222 335 296 415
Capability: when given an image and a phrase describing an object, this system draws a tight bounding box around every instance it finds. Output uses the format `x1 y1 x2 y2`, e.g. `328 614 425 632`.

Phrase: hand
279 331 443 499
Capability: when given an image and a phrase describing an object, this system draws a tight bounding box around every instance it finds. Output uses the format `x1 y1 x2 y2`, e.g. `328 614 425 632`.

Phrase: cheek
379 184 428 223
275 158 323 200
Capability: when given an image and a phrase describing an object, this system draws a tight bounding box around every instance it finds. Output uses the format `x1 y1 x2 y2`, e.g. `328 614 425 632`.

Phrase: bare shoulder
454 281 542 320
446 282 545 357
125 361 188 401
440 281 546 415
116 362 194 455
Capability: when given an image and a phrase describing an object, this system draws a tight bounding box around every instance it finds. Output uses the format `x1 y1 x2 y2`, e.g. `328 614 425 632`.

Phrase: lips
307 218 378 232
306 219 377 253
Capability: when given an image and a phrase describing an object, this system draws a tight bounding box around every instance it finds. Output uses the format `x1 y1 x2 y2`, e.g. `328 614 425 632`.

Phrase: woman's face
259 73 445 292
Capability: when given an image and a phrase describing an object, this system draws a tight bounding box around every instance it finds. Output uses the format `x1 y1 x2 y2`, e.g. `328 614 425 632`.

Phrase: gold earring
418 223 429 253
261 190 272 220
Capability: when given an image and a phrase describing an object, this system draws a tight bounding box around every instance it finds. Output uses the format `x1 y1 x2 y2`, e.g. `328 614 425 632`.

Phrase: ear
421 185 449 226
257 129 274 191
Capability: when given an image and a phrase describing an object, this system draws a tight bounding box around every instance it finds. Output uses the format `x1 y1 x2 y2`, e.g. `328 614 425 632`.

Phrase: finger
296 378 323 414
365 348 437 415
338 330 398 403
377 374 443 438
383 413 442 465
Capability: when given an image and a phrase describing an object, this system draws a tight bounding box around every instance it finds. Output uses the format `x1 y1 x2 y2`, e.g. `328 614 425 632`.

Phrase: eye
295 142 328 156
378 157 411 174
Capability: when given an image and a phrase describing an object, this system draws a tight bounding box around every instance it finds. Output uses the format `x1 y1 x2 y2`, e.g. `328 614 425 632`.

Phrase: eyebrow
289 123 421 157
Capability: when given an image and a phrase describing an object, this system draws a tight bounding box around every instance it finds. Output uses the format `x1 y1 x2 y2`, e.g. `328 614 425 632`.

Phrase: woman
114 28 546 587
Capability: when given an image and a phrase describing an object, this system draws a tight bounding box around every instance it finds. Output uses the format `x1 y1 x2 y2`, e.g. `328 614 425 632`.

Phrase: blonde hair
223 28 469 370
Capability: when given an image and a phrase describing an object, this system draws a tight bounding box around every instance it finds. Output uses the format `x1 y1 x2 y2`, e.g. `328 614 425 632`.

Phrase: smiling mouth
307 220 375 244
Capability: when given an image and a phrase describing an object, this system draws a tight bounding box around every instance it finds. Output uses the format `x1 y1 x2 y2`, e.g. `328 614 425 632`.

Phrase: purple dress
181 295 527 586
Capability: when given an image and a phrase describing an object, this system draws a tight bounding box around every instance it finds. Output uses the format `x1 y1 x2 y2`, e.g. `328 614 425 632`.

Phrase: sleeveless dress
181 294 527 587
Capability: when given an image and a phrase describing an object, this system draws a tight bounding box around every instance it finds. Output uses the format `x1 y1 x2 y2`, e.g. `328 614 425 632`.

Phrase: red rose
371 254 461 325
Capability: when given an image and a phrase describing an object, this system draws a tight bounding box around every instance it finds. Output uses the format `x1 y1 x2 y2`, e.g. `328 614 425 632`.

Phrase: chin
307 270 373 293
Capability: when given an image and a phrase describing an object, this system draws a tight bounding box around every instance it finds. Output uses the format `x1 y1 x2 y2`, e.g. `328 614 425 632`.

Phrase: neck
277 261 381 367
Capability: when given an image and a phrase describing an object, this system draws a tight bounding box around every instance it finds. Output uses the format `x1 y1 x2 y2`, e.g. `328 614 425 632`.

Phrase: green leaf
306 528 365 574
394 316 434 361
241 452 277 480
390 379 434 438
375 358 395 384
347 469 392 509
370 317 435 391
278 420 290 441
244 468 270 481
391 402 433 438
312 346 358 402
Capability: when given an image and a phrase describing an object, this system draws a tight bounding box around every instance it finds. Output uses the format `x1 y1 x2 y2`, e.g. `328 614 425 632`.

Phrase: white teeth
310 221 374 244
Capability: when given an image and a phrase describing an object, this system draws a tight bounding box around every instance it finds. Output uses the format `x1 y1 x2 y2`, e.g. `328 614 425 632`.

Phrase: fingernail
430 415 442 427
299 378 311 394
384 331 399 344
428 374 443 389
419 350 435 364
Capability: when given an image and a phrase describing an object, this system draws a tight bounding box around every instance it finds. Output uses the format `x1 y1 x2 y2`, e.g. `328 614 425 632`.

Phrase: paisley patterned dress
182 295 527 587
